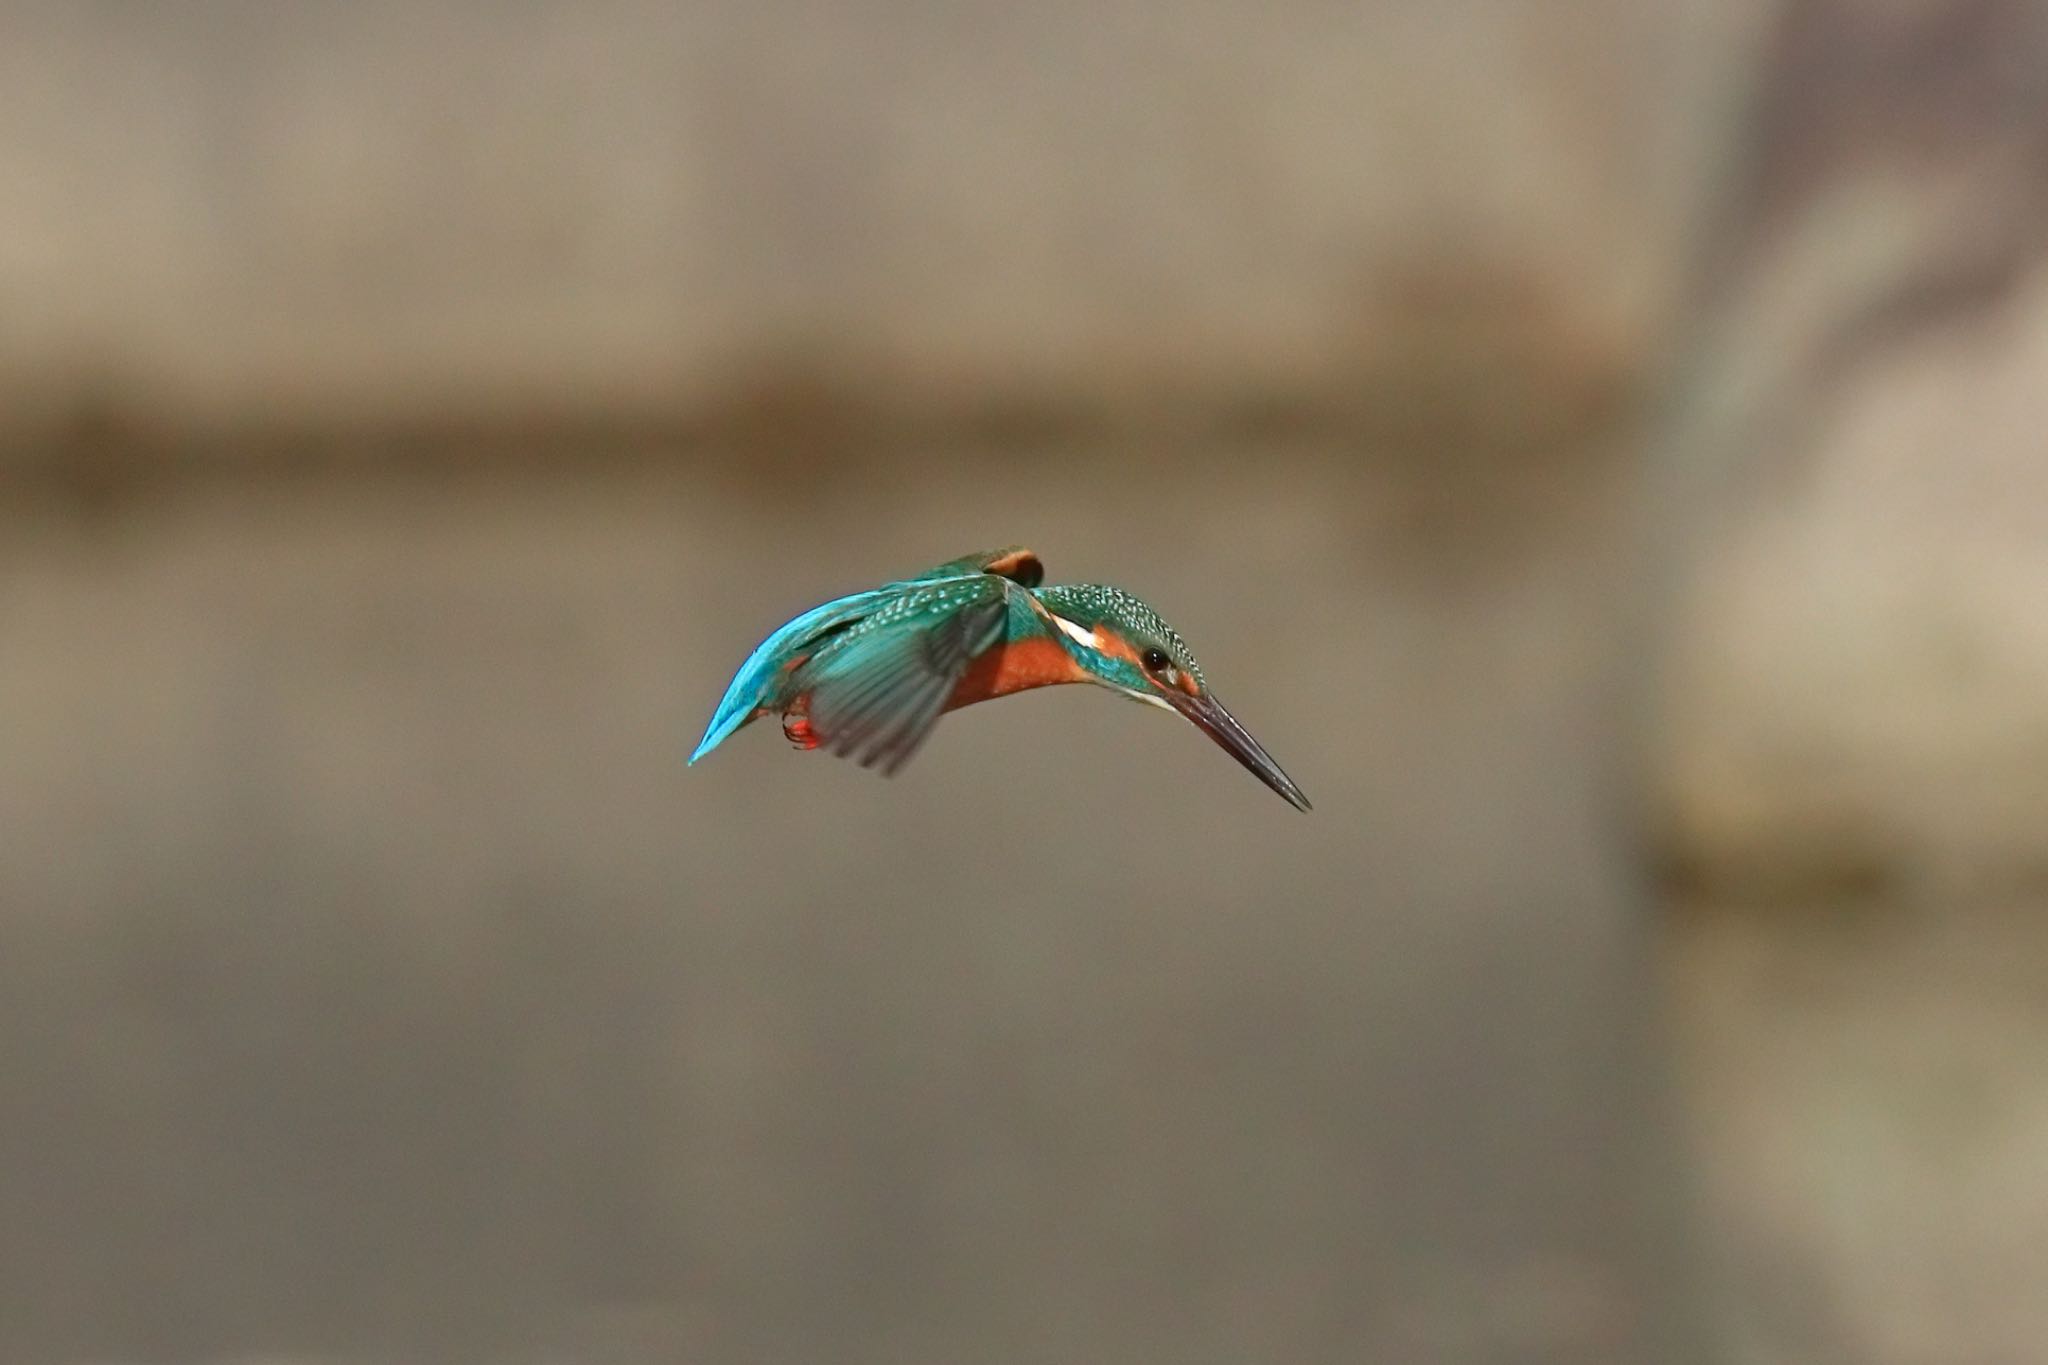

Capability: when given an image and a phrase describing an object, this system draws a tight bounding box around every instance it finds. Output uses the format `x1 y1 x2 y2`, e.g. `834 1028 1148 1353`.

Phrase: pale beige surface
1674 898 2048 1365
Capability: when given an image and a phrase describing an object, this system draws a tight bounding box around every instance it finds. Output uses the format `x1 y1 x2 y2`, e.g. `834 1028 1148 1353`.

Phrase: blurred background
3 1 2045 1361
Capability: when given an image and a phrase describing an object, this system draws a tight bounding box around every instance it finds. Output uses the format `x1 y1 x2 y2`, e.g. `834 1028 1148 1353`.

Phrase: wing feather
799 581 1013 775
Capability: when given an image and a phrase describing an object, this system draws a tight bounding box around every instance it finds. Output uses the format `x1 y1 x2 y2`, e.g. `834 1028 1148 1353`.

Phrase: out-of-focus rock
1657 264 2048 898
1655 2 2048 1362
1655 0 2048 899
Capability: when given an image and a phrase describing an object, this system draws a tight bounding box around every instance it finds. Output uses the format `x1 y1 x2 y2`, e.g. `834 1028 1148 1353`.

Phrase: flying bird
690 546 1310 810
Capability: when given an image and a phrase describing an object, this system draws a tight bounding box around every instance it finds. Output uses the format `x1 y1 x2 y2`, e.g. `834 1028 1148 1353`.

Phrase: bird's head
1036 583 1310 810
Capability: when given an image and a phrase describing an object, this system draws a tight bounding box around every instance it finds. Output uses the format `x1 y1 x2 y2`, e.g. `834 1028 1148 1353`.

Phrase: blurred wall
0 0 1751 447
4 1 2047 1363
0 5 1735 1363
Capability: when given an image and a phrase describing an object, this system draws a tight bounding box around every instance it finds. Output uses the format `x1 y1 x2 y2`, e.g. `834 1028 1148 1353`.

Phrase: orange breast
946 634 1087 711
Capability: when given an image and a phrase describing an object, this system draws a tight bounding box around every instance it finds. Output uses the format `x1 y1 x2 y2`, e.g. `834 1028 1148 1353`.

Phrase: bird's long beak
1165 690 1312 811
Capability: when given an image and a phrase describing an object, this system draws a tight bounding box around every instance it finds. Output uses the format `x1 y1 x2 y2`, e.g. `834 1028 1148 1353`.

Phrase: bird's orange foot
781 708 821 750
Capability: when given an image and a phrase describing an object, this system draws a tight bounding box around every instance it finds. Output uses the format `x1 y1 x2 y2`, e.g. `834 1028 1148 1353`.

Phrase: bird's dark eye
1142 648 1172 672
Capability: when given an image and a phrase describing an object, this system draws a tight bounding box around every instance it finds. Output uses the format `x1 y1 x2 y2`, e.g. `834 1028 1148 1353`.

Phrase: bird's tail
689 588 888 763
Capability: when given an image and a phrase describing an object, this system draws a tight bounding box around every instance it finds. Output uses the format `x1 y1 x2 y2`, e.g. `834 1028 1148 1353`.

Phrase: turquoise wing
797 577 1015 775
691 547 1039 768
689 587 891 763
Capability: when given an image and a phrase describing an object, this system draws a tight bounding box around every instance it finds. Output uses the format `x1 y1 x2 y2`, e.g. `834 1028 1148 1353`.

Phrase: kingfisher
690 546 1309 810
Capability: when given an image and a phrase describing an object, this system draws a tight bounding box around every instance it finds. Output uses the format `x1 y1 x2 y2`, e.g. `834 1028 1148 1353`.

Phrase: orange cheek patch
947 635 1087 710
1090 627 1143 667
